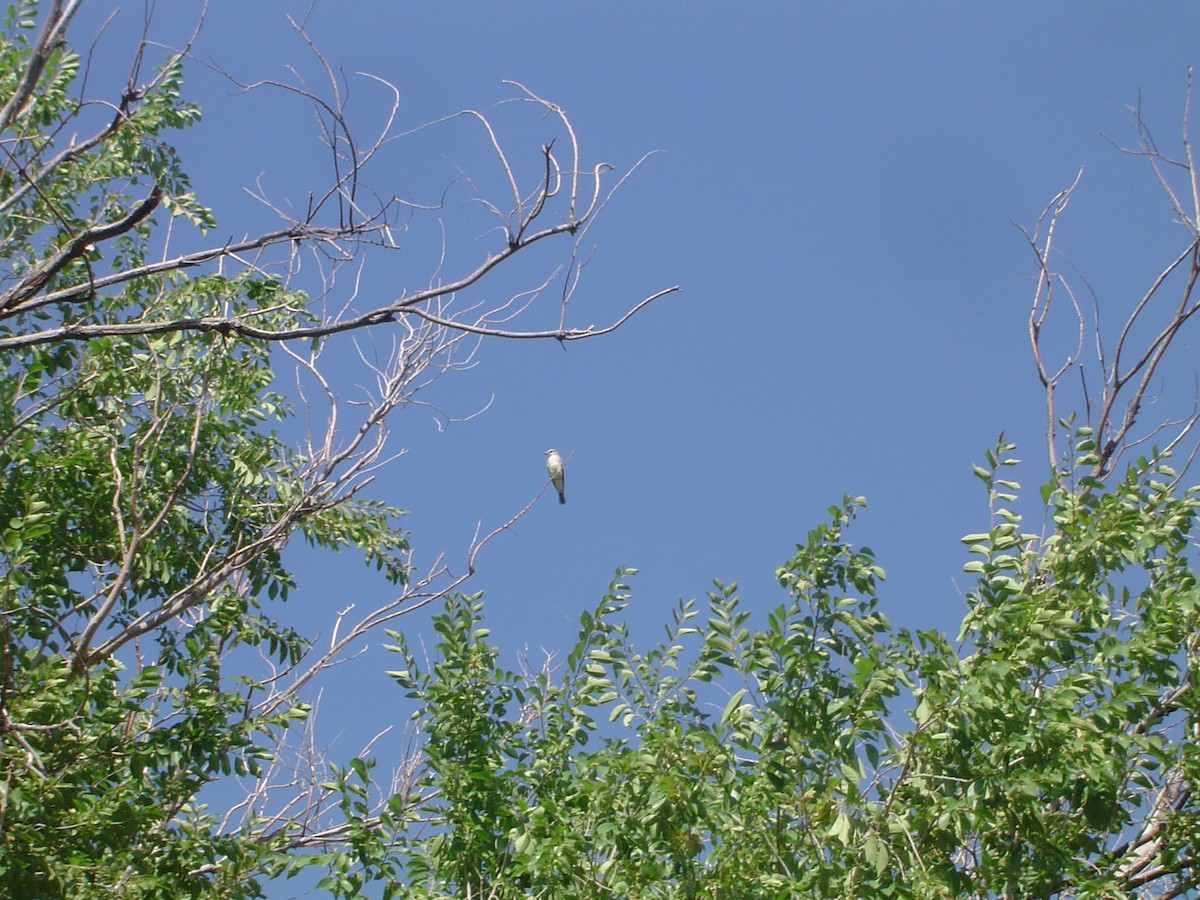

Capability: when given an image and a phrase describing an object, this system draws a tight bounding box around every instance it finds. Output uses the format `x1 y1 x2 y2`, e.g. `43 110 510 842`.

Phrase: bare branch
1023 167 1085 473
1028 80 1200 481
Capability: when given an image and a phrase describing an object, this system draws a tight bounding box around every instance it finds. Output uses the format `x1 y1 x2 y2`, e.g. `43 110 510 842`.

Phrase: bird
545 449 565 504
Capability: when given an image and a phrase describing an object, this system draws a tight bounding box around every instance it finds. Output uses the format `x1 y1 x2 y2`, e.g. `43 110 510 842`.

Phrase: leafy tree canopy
3 2 1200 899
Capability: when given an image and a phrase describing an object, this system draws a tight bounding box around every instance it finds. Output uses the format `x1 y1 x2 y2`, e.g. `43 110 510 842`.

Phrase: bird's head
545 448 557 457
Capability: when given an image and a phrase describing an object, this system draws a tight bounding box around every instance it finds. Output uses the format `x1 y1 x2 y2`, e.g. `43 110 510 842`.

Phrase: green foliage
348 446 1200 898
0 5 407 895
4 3 1200 898
369 502 908 898
903 437 1200 897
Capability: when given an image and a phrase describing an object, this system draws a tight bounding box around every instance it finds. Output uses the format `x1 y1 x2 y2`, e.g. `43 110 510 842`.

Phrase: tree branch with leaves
0 2 675 895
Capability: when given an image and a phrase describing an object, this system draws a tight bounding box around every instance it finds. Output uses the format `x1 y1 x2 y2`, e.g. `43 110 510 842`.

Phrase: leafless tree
1025 78 1200 484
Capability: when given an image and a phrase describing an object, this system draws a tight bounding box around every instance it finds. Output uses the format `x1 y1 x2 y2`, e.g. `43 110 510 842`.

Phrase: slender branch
0 0 81 132
0 224 678 350
403 285 681 341
1024 168 1085 475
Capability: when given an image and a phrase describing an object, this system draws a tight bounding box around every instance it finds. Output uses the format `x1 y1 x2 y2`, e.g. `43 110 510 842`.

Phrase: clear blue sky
71 0 1200 884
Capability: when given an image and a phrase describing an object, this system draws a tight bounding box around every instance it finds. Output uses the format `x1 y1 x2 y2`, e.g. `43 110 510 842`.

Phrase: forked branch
1026 82 1200 482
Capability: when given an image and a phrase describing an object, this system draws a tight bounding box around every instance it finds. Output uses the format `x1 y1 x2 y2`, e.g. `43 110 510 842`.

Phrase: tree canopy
4 2 1200 898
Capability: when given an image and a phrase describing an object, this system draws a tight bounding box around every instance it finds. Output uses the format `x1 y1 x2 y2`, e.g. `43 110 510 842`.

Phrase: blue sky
71 0 1200 880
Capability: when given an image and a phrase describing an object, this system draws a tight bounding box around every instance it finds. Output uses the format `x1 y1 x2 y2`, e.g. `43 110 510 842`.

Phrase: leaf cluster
312 442 1200 899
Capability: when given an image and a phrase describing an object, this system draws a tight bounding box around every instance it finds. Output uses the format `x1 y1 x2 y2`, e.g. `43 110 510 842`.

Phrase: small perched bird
545 448 565 504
